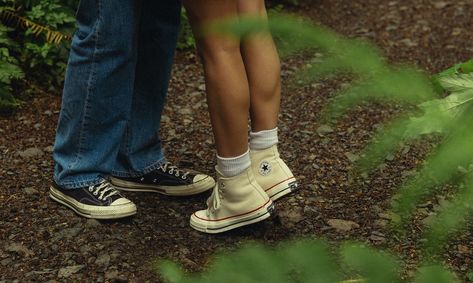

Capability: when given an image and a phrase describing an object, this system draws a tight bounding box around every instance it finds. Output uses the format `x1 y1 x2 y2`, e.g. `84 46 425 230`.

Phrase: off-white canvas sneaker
250 145 298 201
190 167 275 234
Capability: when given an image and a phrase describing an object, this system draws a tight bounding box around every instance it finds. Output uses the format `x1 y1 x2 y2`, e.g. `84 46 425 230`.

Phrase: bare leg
238 0 281 132
183 0 249 158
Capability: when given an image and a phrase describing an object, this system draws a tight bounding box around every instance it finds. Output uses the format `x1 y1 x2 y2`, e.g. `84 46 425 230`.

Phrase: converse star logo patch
259 161 272 176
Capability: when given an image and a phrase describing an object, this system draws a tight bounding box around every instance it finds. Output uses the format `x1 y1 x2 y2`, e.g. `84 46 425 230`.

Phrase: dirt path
1 0 472 281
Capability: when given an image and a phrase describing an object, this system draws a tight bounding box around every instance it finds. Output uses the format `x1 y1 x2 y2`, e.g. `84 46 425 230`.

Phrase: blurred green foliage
158 240 460 283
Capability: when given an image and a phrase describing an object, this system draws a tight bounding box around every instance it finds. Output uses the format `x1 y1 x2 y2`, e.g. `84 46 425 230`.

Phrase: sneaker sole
190 201 275 234
266 177 299 201
110 176 215 196
49 186 137 219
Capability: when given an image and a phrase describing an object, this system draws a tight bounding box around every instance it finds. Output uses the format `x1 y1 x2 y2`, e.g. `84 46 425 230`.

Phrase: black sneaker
110 162 215 196
49 180 137 219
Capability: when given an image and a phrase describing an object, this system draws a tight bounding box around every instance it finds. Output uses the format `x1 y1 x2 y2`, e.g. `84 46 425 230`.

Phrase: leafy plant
157 239 459 283
178 9 196 50
0 7 71 44
0 23 23 113
0 0 76 109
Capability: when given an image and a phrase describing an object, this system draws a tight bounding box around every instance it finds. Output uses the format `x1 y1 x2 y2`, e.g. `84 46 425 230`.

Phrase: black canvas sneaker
110 162 215 196
49 180 137 219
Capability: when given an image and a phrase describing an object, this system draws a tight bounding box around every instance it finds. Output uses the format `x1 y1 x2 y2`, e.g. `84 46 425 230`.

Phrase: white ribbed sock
217 149 251 177
249 128 278 150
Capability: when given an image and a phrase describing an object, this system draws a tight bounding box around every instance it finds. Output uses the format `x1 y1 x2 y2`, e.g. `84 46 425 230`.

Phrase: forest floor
1 0 472 282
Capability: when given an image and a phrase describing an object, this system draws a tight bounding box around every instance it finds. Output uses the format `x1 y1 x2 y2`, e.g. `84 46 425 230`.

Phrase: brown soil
1 0 472 281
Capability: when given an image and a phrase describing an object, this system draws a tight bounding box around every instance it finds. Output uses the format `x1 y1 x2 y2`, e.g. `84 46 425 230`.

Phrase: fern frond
0 9 71 44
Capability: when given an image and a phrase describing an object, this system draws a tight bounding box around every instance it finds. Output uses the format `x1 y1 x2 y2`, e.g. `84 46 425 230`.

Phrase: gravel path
1 0 472 281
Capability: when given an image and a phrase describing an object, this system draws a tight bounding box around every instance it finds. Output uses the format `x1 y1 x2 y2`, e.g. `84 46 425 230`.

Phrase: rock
109 251 121 262
398 38 418 47
25 268 55 278
416 201 433 209
433 1 448 9
43 146 54 153
57 265 85 278
374 219 388 228
85 219 100 228
161 115 170 123
369 234 386 243
345 152 359 163
303 205 318 214
51 226 82 242
279 209 305 227
457 245 470 254
4 242 34 257
378 212 401 223
369 231 386 244
105 269 127 282
327 219 360 232
316 125 334 137
95 254 110 267
1 258 12 266
18 148 44 158
23 187 39 195
385 153 395 161
79 245 92 255
178 107 193 115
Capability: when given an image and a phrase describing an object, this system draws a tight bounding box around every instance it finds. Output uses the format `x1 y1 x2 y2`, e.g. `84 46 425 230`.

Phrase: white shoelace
207 183 224 213
159 162 190 179
88 182 119 201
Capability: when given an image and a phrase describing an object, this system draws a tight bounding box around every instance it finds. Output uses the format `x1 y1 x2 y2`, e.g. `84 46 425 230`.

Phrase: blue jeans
53 0 181 189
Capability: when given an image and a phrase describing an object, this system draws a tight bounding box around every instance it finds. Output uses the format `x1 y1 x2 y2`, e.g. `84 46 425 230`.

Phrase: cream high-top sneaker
250 145 298 201
190 167 275 234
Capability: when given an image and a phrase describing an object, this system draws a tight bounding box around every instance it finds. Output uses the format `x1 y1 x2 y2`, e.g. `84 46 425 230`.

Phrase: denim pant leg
53 0 142 189
112 0 182 177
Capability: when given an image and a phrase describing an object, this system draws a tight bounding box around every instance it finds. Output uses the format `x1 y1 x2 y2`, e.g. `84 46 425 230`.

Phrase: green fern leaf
438 73 473 93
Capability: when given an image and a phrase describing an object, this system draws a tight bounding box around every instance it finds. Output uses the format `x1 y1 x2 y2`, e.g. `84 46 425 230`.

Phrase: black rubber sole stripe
270 182 299 200
192 205 276 231
270 187 292 199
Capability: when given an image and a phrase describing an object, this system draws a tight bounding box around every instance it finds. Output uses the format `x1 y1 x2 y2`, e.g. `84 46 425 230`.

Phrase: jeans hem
54 176 106 190
111 156 167 178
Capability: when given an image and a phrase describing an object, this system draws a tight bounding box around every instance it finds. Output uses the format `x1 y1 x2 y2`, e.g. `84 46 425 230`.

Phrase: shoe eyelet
182 176 187 180
88 188 93 192
175 173 180 177
93 192 98 195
